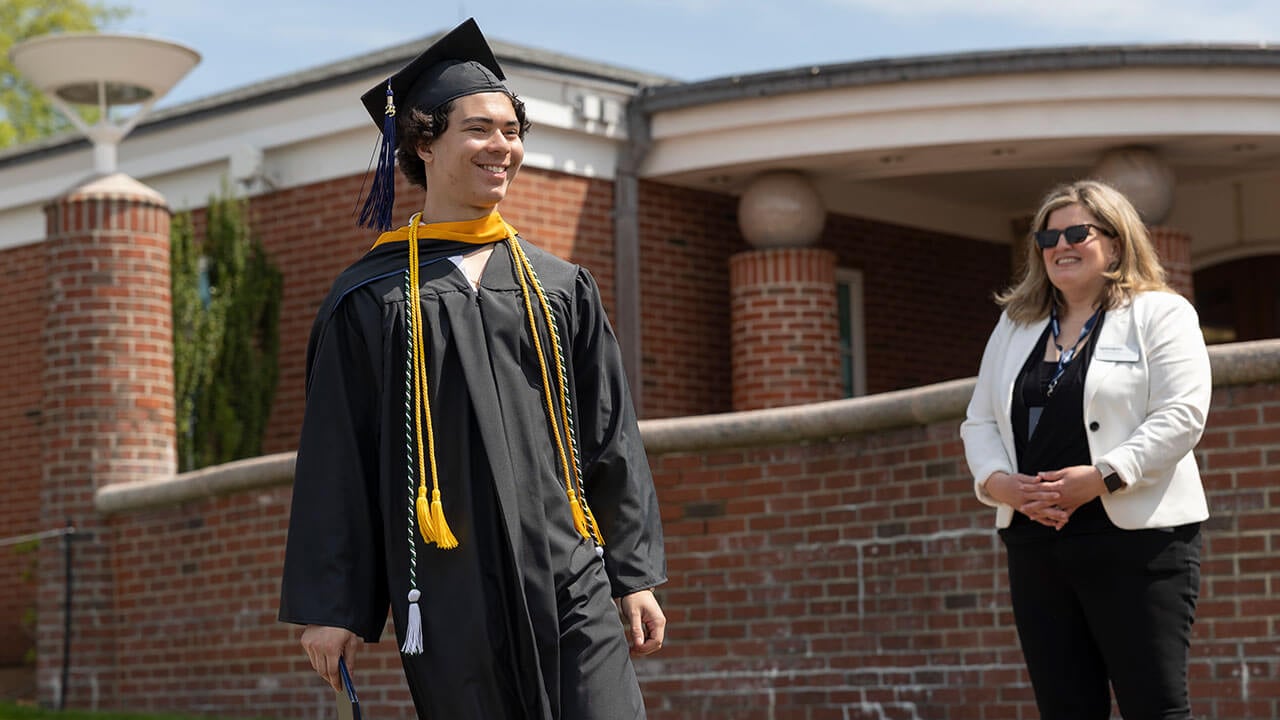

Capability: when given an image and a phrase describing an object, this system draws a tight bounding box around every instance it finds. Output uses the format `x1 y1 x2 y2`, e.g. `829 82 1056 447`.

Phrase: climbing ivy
171 187 282 472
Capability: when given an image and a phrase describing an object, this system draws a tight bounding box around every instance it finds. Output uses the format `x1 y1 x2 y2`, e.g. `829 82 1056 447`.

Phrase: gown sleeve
278 293 389 641
570 268 667 598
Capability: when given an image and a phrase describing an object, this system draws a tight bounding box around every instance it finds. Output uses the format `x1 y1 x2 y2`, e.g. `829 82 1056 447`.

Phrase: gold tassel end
431 488 458 549
568 489 590 541
415 487 437 545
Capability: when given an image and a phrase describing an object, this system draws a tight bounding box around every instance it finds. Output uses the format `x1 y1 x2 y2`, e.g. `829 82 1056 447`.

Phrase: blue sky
110 0 1280 108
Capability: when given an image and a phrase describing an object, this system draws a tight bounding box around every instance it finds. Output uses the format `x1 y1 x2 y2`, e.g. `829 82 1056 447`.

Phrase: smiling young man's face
417 91 524 221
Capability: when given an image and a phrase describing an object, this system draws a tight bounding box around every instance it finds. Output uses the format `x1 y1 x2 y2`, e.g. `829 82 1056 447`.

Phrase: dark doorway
1194 255 1280 344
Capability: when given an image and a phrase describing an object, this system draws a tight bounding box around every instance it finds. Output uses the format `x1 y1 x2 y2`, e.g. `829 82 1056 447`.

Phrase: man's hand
300 625 362 692
618 589 666 656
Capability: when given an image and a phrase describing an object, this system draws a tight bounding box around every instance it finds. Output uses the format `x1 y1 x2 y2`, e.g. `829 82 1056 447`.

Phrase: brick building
1 31 1279 718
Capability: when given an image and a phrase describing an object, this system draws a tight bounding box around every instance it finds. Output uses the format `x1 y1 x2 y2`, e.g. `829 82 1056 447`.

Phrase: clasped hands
984 465 1108 530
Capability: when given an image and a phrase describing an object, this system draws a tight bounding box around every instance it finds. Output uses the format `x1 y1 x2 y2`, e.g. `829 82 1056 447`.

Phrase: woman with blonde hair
962 179 1210 719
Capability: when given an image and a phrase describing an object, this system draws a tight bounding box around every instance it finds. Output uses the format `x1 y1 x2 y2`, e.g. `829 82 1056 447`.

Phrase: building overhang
634 45 1280 258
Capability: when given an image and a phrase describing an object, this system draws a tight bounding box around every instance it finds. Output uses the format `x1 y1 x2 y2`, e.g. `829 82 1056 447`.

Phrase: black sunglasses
1034 223 1114 249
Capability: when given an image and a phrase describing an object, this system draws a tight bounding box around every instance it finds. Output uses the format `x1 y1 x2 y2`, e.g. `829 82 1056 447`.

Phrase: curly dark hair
396 92 532 190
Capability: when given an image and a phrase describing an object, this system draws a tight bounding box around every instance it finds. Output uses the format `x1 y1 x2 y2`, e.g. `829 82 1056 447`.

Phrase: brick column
1148 226 1194 300
38 174 175 709
730 248 842 411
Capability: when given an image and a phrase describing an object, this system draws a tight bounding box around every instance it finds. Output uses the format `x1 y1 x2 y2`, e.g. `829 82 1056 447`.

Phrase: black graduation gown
279 236 666 720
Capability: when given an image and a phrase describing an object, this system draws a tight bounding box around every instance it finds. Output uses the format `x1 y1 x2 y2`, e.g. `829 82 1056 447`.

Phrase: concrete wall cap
95 339 1280 514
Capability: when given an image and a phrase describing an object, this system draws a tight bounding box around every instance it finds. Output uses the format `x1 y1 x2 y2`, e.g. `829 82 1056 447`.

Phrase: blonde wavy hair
997 179 1172 324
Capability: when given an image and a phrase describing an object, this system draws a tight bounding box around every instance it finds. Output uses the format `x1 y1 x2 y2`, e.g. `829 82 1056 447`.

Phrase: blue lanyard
1046 305 1100 397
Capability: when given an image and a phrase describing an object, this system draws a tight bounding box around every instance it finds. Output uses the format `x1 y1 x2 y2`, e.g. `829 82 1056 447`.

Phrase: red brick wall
104 488 416 717
1192 381 1280 720
0 241 45 667
642 380 1280 720
823 213 1010 394
636 182 744 418
648 426 1010 719
634 184 1011 418
39 377 1280 719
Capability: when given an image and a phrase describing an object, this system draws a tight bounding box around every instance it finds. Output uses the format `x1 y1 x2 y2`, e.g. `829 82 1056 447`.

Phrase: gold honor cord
407 213 457 548
398 212 601 551
507 238 604 546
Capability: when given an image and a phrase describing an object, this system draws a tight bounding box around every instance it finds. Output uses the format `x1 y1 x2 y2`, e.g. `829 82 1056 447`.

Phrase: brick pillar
38 174 175 710
730 247 842 411
1148 226 1194 300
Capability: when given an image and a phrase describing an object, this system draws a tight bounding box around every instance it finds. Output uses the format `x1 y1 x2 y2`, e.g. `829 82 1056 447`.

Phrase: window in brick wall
198 257 212 307
837 268 867 397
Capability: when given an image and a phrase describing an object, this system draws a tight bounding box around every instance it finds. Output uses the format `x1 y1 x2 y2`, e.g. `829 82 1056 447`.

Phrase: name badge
1095 343 1139 362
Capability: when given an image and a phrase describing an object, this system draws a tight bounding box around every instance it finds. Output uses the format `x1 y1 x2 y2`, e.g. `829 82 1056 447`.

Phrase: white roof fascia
0 65 633 251
643 67 1280 179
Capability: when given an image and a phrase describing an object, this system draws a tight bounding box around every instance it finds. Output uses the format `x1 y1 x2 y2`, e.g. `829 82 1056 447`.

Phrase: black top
1003 311 1117 541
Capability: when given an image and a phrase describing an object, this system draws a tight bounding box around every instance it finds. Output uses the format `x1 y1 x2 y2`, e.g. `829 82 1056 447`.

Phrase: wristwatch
1097 463 1124 493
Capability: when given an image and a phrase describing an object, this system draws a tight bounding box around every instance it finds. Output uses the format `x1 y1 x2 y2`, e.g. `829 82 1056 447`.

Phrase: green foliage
171 212 224 470
171 186 282 472
11 539 38 665
0 0 132 149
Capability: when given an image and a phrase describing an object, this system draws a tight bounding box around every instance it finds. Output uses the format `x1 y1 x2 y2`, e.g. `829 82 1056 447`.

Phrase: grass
0 703 231 720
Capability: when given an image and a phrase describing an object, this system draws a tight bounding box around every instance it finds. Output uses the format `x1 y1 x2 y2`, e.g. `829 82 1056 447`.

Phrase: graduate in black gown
278 19 667 719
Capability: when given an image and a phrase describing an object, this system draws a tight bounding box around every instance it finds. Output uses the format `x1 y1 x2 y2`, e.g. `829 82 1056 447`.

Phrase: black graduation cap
356 18 510 231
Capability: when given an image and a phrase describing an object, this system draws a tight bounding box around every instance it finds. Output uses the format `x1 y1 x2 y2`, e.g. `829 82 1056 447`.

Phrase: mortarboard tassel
358 82 398 231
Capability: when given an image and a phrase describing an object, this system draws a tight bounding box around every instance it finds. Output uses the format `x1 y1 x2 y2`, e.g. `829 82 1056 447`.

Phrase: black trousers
1002 523 1201 720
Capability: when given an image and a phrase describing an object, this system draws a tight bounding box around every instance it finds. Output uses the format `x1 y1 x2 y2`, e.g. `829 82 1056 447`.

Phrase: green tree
172 187 282 472
0 0 132 149
171 210 225 470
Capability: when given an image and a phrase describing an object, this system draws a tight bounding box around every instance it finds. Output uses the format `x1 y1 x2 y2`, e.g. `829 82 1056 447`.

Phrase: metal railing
0 522 77 710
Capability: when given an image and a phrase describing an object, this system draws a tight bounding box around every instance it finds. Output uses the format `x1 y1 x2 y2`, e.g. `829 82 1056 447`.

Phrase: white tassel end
401 588 423 655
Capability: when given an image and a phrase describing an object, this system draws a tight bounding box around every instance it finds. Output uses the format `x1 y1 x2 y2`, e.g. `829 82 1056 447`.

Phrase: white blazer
961 290 1212 530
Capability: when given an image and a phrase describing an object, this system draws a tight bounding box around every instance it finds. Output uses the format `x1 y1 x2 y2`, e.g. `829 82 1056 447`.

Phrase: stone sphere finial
737 170 826 249
1091 146 1176 225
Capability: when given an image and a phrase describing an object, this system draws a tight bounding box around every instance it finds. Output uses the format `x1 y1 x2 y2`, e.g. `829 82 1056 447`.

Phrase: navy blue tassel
358 83 397 231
